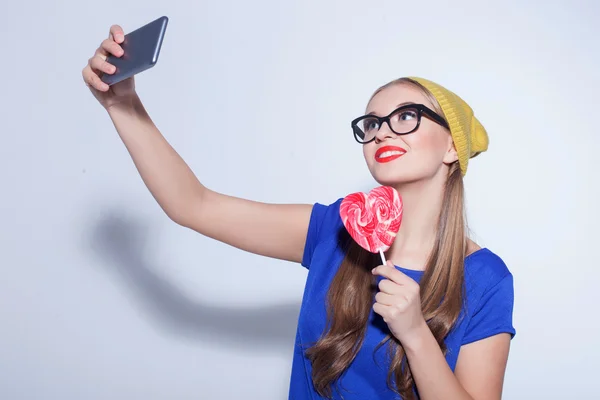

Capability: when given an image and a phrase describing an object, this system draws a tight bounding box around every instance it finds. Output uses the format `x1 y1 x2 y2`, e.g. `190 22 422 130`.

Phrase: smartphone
101 16 169 86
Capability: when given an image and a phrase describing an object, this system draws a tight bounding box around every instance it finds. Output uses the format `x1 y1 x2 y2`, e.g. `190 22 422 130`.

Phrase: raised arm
83 24 313 264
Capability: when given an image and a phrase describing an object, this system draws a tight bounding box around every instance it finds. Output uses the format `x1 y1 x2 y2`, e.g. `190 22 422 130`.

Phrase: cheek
405 130 448 158
363 144 375 164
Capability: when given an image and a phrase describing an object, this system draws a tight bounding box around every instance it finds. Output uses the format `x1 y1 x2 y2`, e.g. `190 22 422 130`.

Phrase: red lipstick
375 146 407 163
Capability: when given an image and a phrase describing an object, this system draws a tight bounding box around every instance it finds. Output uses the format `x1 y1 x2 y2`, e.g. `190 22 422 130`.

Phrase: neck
386 171 447 270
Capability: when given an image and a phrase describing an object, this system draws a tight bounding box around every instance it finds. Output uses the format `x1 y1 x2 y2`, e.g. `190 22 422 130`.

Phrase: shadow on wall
86 210 302 354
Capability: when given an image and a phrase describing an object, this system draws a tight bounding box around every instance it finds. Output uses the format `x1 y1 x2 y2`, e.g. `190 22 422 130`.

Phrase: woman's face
362 83 457 186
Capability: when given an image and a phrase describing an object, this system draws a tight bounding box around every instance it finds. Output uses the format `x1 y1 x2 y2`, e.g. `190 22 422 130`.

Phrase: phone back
102 16 168 85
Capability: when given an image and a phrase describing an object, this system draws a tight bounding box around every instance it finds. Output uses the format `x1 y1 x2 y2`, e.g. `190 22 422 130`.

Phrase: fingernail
116 34 124 42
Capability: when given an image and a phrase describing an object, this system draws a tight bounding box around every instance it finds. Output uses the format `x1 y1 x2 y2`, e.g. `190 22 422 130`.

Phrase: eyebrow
366 102 416 116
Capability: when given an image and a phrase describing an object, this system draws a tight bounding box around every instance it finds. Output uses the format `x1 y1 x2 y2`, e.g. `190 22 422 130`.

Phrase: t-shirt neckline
393 247 489 275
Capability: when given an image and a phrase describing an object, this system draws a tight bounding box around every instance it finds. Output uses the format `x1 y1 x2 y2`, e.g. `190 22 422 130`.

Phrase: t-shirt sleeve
462 273 516 345
301 200 341 269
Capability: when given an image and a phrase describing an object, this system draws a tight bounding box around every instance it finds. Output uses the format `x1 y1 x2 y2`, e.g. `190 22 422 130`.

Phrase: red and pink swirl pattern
339 186 403 253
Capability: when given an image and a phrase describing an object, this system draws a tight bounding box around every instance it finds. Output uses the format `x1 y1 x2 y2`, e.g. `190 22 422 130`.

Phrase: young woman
82 25 516 400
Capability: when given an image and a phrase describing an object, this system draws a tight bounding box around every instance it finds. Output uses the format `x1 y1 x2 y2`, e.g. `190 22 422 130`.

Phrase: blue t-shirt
288 199 516 399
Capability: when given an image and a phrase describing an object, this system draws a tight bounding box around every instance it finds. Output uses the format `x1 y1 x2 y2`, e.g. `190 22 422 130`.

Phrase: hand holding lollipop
341 186 426 344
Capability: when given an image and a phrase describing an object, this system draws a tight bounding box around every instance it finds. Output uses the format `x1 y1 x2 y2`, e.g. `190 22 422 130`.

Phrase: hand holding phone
82 17 168 109
101 16 168 86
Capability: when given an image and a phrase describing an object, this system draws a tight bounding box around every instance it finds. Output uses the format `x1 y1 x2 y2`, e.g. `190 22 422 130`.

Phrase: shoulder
460 248 516 342
462 248 514 310
302 198 345 268
309 198 345 238
464 248 512 289
462 248 515 316
311 197 343 218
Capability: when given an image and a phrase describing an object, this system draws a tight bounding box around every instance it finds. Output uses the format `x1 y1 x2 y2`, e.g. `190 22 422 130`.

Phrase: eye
362 118 380 132
398 110 417 121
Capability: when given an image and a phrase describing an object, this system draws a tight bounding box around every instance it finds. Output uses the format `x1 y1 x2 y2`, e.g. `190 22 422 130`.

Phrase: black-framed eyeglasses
351 103 449 144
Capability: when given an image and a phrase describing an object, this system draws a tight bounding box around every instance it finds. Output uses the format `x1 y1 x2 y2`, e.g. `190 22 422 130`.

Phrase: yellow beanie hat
407 77 488 175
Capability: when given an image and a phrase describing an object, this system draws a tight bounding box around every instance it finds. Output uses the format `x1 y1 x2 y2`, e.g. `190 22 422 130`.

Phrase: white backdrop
1 0 598 399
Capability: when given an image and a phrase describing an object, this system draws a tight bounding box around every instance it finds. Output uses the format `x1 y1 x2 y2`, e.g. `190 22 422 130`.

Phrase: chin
368 159 436 186
370 168 421 186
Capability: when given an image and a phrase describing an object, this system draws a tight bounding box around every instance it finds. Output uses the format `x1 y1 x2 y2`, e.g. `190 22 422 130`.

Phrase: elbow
166 208 188 227
164 188 207 228
164 201 195 227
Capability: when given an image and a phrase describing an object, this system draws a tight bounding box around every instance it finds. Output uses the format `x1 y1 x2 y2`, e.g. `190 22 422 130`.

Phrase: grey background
1 0 598 399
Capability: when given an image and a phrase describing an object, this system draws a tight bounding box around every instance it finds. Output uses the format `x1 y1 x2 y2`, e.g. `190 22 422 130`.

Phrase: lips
375 146 407 163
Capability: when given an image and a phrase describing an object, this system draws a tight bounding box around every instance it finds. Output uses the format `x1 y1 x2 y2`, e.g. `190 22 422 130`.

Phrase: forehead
366 83 433 115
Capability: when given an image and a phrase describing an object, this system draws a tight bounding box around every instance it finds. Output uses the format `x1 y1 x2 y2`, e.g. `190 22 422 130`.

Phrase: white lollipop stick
378 248 387 265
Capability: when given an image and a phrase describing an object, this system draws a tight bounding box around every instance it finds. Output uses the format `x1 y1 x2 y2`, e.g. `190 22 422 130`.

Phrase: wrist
106 94 144 117
400 318 430 353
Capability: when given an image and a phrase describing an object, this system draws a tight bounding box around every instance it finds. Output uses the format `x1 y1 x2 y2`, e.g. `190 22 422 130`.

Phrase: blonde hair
306 78 467 399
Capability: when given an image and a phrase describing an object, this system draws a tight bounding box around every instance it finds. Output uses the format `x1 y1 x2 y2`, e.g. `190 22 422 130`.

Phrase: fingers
372 302 387 320
372 262 414 286
374 291 400 306
82 64 109 92
82 25 125 92
85 53 115 90
377 278 399 294
89 54 116 75
100 38 124 58
109 24 125 43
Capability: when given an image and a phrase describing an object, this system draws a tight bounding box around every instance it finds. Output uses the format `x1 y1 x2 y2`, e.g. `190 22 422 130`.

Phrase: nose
374 120 396 142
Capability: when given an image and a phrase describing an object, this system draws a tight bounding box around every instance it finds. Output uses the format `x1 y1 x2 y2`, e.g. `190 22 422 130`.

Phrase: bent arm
403 322 510 400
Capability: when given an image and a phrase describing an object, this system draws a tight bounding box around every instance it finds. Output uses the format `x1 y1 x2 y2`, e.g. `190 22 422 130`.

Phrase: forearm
403 322 473 400
107 97 206 223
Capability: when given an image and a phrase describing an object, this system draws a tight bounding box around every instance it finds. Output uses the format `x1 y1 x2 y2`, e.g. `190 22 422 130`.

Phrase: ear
443 136 459 164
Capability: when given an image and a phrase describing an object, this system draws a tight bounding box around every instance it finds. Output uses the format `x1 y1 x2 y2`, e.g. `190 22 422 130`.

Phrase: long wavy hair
305 78 467 399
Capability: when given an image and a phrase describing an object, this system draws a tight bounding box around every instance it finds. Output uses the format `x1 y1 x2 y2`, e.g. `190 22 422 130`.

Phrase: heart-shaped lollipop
340 186 403 263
